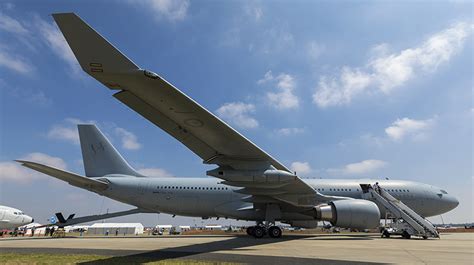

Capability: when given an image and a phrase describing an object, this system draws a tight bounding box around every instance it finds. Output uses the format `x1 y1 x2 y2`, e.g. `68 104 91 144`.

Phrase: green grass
0 253 240 265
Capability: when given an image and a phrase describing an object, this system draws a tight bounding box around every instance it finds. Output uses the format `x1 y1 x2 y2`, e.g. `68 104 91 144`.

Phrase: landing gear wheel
246 226 255 236
402 231 411 239
253 226 265 238
268 226 282 238
382 230 390 238
422 236 428 240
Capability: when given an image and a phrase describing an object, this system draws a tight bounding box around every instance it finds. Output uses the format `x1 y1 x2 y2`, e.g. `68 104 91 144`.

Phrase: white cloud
216 102 259 129
307 41 325 60
313 67 371 107
35 16 80 74
257 70 274 85
244 4 263 21
0 46 35 75
47 118 90 145
385 117 435 141
275 127 305 136
47 119 142 150
21 152 67 169
137 167 173 178
129 0 190 22
290 161 312 175
115 127 142 150
328 159 387 176
0 153 67 184
0 12 28 34
313 22 472 107
258 71 299 110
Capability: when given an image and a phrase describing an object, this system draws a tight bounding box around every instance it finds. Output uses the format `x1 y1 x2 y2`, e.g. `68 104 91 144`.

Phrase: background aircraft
0 205 34 230
18 13 458 238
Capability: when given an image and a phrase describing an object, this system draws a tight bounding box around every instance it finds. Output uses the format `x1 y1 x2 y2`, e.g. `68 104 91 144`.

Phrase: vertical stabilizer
78 124 140 177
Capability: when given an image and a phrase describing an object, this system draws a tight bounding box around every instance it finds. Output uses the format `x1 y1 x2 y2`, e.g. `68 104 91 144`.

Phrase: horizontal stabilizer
15 160 108 192
52 208 145 227
52 13 139 75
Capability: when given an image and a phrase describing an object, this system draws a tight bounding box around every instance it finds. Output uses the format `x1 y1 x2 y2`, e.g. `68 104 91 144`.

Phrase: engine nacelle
313 199 380 229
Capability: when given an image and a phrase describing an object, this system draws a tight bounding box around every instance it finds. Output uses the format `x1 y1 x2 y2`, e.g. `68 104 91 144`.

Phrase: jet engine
313 199 380 229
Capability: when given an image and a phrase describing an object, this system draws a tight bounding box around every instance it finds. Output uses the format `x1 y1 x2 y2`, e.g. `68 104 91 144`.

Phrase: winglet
52 13 139 75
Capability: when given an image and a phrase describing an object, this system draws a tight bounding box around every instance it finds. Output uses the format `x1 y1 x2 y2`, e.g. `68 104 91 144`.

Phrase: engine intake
313 199 380 229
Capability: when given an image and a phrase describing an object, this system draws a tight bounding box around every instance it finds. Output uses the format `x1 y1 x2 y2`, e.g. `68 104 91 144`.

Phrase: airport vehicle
17 13 459 238
0 205 34 230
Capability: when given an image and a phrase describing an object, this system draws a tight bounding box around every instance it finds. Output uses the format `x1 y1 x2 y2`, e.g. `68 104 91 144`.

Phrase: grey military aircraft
17 13 459 238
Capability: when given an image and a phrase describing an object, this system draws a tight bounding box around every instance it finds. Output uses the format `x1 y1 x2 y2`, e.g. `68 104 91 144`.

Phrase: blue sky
0 1 472 226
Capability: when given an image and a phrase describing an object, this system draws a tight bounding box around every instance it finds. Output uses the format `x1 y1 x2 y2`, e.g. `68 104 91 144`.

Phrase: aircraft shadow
80 235 382 265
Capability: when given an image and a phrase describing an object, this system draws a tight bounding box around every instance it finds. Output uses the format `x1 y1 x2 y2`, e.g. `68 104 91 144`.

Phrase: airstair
360 184 439 239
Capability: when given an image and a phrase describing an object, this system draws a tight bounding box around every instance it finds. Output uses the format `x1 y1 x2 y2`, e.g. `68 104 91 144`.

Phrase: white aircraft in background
17 13 458 238
0 205 34 230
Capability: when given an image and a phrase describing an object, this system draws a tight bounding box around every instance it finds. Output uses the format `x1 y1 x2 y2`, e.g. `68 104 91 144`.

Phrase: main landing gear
246 224 282 238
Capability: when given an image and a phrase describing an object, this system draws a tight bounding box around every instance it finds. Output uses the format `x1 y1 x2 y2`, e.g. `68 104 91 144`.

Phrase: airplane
17 13 459 238
0 205 34 230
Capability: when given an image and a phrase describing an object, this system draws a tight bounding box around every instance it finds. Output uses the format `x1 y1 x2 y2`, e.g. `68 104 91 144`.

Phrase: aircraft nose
27 216 34 224
445 195 459 210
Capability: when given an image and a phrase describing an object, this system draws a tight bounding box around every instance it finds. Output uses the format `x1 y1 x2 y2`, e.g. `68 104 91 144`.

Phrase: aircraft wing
52 13 340 207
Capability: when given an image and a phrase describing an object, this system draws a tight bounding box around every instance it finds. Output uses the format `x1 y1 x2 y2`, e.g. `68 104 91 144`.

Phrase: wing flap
15 160 108 191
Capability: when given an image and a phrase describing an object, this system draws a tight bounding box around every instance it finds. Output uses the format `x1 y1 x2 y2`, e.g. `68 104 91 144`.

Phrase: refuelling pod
313 199 380 229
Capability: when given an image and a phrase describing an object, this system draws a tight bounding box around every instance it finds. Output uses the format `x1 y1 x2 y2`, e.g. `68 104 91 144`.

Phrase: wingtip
51 12 76 17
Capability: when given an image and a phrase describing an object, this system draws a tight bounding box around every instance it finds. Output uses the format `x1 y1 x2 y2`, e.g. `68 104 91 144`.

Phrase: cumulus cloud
258 71 299 110
290 161 312 175
115 127 142 150
216 102 259 129
137 167 173 178
35 16 80 74
47 118 91 145
313 22 472 107
128 0 190 22
328 159 387 176
275 127 305 136
0 153 67 184
385 117 435 141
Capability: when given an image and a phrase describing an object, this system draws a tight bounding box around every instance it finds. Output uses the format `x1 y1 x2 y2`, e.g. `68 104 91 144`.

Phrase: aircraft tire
246 226 255 236
253 226 265 238
268 226 282 238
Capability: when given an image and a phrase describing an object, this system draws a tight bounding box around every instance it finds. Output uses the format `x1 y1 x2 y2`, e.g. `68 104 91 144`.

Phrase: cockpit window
440 190 448 194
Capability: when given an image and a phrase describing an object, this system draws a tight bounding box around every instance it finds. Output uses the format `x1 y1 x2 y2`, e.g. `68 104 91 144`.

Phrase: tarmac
1 233 473 264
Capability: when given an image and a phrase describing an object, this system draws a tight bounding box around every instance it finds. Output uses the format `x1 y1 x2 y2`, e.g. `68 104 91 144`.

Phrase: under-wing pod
312 199 380 230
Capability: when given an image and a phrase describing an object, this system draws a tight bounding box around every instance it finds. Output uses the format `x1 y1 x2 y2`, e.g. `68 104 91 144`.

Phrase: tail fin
52 13 139 75
78 124 140 177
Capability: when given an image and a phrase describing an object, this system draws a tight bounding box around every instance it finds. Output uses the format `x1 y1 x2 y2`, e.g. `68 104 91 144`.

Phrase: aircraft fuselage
98 177 458 222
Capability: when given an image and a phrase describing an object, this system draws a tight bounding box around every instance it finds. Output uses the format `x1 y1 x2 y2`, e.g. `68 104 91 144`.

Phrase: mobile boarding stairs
360 184 439 239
